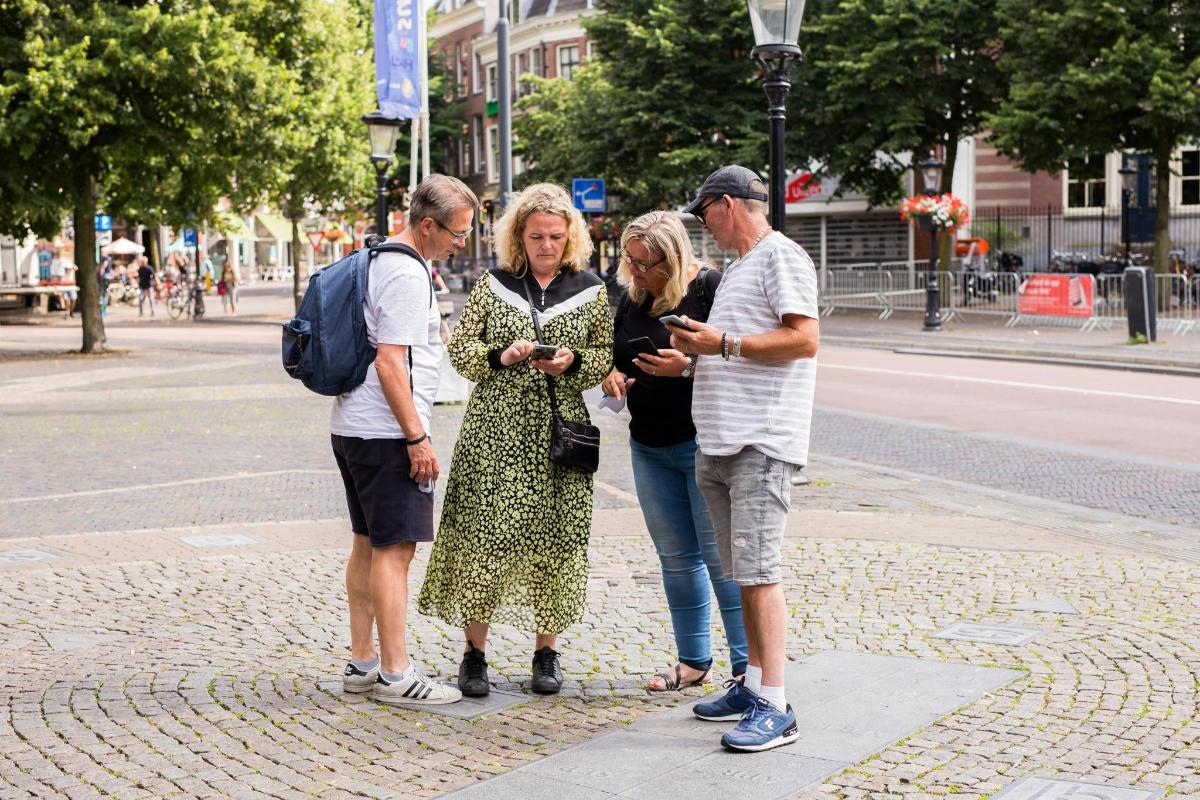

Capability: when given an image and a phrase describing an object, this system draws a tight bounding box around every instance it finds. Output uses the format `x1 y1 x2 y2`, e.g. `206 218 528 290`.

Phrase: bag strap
519 275 563 417
363 241 432 391
693 266 712 319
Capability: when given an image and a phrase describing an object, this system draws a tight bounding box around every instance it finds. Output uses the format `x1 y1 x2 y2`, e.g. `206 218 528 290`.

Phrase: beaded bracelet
720 332 729 360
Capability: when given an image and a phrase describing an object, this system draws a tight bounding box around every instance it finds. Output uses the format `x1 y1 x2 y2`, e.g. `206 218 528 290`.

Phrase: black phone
627 336 660 356
530 344 559 360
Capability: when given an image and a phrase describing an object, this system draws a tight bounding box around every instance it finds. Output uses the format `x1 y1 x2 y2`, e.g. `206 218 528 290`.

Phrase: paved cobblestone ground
1 328 1198 798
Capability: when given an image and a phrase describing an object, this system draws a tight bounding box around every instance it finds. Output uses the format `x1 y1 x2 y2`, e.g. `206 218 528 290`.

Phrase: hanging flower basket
588 214 622 242
900 193 971 231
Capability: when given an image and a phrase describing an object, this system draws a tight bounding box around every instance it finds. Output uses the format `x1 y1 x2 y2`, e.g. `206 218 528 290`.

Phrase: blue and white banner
374 0 422 119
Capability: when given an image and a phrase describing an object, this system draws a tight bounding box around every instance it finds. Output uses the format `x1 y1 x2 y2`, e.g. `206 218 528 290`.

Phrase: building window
1183 150 1200 206
453 43 464 97
472 116 484 175
486 63 497 102
473 53 482 95
532 48 543 78
557 45 580 81
486 126 499 184
1066 155 1106 208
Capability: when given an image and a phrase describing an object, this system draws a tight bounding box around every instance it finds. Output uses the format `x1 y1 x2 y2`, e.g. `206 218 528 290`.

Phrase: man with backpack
330 174 479 705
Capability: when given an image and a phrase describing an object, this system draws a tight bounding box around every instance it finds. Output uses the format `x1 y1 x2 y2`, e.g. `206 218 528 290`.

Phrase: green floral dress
417 267 613 634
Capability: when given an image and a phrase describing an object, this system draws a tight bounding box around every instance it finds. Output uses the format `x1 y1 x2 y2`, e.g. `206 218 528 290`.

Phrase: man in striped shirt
668 165 820 753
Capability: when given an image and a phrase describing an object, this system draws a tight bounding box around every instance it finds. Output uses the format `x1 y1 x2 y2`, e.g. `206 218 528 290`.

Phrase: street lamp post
917 156 945 332
362 111 403 239
747 0 805 232
1119 158 1137 265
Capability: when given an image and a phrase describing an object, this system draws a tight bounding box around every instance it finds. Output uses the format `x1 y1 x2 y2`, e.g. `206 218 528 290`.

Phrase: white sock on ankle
759 684 787 713
744 665 763 694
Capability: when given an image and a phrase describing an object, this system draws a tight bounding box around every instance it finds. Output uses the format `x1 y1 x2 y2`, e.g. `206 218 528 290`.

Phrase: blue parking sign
183 228 197 247
572 178 606 213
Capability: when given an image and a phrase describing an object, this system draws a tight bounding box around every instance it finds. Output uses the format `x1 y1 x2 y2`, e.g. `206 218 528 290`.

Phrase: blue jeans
630 437 748 676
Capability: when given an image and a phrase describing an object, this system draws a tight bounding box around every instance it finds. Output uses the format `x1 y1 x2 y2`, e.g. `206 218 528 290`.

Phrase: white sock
759 684 787 713
744 665 763 694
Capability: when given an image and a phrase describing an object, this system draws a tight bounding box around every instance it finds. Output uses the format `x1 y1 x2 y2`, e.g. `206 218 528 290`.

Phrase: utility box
1123 266 1157 342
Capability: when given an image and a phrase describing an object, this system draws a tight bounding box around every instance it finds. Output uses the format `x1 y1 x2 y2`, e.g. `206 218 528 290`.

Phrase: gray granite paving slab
933 621 1044 645
179 533 263 548
446 770 613 799
522 731 715 794
620 749 845 800
0 548 59 565
317 682 531 720
41 632 127 652
1002 598 1080 614
993 776 1165 800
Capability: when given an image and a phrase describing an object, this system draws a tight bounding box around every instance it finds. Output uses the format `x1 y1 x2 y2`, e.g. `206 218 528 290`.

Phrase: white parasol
107 237 145 256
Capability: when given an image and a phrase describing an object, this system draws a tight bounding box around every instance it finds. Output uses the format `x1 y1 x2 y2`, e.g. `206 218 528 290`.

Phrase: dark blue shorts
331 434 434 546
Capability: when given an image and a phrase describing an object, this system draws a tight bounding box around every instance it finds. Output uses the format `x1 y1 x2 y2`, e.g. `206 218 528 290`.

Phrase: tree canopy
987 0 1200 271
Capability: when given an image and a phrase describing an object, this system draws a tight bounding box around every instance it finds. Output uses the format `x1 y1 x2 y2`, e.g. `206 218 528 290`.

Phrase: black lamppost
917 156 945 332
747 0 805 232
362 111 402 238
1119 157 1137 265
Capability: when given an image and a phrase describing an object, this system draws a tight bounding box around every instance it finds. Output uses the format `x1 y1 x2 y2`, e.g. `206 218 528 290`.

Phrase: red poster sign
786 173 821 203
1018 274 1094 317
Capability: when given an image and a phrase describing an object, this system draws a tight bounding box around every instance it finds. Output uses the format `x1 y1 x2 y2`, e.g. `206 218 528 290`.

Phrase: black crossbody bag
521 278 600 473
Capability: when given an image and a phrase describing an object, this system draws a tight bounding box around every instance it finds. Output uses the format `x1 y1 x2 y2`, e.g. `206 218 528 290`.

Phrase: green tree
987 0 1200 273
794 0 1007 206
0 0 289 352
515 0 767 217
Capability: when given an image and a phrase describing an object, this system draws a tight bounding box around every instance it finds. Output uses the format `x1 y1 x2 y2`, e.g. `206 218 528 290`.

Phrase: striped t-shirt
693 231 819 465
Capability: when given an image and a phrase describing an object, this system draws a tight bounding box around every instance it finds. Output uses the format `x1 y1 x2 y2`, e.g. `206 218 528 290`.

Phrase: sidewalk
821 309 1200 372
1 456 1196 799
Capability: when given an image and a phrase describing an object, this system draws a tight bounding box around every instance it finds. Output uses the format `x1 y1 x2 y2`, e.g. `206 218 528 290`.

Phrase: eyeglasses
622 250 666 273
433 218 471 244
692 197 718 225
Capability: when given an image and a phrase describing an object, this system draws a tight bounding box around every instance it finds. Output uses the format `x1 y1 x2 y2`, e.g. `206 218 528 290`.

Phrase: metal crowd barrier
818 269 1199 334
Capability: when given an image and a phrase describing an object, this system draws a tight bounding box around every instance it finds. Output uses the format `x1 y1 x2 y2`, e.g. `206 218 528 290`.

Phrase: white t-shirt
330 250 442 439
692 232 819 465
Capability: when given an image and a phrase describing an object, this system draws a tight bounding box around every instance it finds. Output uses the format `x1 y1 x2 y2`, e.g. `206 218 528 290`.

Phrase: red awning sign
786 173 822 203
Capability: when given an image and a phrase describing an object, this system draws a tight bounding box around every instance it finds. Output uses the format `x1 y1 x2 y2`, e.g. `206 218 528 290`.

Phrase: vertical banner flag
375 0 422 119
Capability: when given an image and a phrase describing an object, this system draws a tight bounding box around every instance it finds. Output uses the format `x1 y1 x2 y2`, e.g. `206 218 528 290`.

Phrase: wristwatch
680 355 696 378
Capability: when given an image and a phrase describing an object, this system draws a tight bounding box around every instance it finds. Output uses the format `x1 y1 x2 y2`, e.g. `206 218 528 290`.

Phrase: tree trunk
291 216 303 312
147 227 162 272
1153 134 1172 274
73 172 105 354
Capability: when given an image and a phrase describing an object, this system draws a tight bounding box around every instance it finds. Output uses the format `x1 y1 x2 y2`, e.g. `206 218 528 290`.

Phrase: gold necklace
748 226 771 252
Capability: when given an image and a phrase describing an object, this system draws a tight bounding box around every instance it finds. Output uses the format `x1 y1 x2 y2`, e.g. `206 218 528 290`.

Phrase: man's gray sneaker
342 661 379 694
371 669 462 705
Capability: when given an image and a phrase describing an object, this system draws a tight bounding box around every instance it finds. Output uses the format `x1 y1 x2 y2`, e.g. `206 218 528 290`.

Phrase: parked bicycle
167 276 206 320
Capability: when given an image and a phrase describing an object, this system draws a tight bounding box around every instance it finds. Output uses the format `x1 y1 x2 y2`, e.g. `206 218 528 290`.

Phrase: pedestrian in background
671 165 820 753
218 263 238 316
332 174 479 707
601 210 746 692
98 255 113 318
136 256 156 317
417 182 612 698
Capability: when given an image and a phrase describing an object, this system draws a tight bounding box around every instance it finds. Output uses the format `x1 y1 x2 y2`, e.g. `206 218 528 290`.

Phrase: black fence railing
973 206 1200 272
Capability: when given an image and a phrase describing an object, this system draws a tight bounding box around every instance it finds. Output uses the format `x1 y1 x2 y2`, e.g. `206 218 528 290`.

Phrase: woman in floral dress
417 183 612 697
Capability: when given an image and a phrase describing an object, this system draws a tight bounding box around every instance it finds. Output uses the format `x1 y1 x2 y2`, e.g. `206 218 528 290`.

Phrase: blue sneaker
720 697 799 752
693 678 756 721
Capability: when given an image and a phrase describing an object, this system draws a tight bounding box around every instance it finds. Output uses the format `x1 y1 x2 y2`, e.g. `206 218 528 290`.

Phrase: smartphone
530 344 559 360
626 336 660 356
658 314 696 331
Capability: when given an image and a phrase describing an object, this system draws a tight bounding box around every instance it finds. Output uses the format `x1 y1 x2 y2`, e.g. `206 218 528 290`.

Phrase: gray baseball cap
683 165 769 216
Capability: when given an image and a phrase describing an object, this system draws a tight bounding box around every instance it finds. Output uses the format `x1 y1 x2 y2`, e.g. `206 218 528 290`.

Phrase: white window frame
472 116 484 175
454 42 464 98
532 47 542 78
486 125 500 185
557 44 580 81
486 63 498 102
473 53 482 95
1064 154 1107 211
1180 147 1200 207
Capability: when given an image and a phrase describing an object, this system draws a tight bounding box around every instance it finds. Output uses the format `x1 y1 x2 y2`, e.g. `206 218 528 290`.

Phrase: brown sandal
647 664 711 692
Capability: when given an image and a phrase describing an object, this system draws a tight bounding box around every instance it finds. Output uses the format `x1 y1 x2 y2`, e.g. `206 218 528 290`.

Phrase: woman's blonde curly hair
493 183 594 275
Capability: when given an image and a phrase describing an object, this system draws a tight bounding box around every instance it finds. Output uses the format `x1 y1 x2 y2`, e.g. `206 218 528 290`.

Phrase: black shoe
458 641 490 698
531 646 563 694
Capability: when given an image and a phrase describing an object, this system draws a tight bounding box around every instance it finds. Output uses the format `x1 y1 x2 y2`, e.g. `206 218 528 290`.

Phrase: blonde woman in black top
601 211 747 691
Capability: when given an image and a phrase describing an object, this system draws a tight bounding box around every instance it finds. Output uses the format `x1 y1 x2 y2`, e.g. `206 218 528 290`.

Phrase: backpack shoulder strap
693 266 714 319
368 242 433 307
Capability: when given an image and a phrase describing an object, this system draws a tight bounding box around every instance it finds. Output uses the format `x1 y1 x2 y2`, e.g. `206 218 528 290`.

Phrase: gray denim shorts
695 447 795 586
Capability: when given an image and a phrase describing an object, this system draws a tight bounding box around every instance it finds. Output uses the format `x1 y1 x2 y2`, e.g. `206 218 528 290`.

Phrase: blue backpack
282 242 429 396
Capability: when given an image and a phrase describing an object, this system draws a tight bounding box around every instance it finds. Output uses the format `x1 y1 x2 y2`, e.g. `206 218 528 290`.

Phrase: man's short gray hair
408 174 480 229
741 178 768 216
